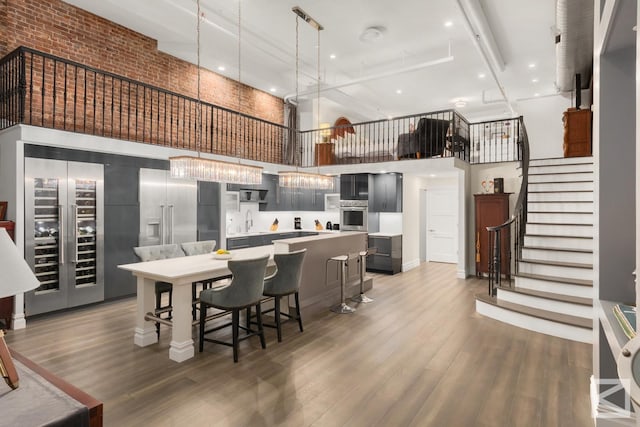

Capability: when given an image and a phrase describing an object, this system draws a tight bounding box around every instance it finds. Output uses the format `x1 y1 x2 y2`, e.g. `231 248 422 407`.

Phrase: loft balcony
0 46 526 167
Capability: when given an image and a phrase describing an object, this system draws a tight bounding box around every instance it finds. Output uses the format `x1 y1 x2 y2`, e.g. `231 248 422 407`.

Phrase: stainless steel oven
339 200 368 231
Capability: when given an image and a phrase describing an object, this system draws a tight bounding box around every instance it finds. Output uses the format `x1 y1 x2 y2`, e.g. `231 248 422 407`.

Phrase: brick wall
0 0 285 160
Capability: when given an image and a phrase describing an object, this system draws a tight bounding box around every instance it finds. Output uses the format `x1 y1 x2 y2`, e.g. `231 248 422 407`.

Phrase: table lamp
0 227 40 389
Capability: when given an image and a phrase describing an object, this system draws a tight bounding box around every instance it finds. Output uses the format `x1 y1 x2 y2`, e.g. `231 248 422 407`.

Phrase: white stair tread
476 293 592 328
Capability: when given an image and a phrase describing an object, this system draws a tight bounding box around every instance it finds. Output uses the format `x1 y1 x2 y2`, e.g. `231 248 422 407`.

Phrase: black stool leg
192 284 197 320
256 302 266 349
246 306 252 328
274 296 282 342
232 309 239 363
198 302 206 353
295 292 303 332
155 289 162 339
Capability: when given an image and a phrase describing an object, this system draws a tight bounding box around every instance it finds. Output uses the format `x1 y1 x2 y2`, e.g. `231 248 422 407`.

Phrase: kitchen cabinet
250 174 336 212
197 181 221 243
340 174 370 200
370 173 402 212
474 193 510 276
367 234 402 274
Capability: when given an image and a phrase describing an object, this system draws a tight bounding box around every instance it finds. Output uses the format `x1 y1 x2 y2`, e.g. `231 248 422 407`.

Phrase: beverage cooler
24 158 104 316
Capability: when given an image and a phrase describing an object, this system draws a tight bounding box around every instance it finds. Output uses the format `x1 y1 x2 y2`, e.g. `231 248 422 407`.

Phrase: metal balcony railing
1 46 525 168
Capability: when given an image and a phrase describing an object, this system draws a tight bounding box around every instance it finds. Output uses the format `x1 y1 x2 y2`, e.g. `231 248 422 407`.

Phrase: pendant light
278 7 334 191
169 0 262 184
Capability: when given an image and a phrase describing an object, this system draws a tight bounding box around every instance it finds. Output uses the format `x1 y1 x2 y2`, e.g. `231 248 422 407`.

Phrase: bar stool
328 253 358 314
352 248 376 303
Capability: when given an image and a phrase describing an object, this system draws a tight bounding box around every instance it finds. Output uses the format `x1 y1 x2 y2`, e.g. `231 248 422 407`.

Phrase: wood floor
5 262 593 427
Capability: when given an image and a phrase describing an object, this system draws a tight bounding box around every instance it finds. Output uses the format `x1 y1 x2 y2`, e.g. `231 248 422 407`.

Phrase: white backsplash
226 203 341 234
379 212 403 234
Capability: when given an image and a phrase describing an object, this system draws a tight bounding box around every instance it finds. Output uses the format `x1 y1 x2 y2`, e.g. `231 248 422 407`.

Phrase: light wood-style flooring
5 262 592 426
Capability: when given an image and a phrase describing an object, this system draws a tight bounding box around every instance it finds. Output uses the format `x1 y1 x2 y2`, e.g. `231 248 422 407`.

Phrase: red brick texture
0 0 285 163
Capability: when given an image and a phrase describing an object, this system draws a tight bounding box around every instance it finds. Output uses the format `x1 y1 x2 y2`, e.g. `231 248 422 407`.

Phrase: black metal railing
298 111 522 167
0 47 288 164
1 46 526 170
486 116 529 295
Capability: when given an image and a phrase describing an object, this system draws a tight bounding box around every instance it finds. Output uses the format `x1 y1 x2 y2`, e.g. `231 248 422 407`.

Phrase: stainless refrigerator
24 158 104 315
138 168 197 246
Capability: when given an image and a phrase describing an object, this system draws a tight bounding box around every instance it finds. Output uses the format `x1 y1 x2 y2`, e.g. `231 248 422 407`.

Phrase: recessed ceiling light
396 89 402 94
444 21 453 27
270 87 277 93
218 66 225 71
429 174 436 177
528 63 536 69
478 73 486 79
329 54 336 59
454 100 466 108
531 78 539 83
534 93 540 97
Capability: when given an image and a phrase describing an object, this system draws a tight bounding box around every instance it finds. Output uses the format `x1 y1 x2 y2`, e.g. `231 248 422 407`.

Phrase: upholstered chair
261 249 306 342
180 240 225 319
132 244 185 338
199 254 269 363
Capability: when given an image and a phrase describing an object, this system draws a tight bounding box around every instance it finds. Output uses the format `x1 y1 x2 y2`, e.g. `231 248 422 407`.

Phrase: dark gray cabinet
370 173 403 212
227 231 318 249
239 174 336 212
197 181 221 244
340 174 370 200
367 235 402 274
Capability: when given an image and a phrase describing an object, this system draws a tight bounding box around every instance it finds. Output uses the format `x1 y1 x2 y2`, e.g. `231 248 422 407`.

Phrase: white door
426 188 458 263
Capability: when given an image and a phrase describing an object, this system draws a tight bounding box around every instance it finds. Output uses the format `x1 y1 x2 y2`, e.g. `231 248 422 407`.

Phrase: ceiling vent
555 0 594 92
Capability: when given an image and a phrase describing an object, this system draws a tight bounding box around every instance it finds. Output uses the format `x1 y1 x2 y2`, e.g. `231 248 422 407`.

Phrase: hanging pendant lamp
169 0 262 184
279 7 333 191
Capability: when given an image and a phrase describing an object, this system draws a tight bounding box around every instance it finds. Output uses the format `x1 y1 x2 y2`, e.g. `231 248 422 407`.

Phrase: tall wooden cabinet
474 194 510 276
563 108 592 157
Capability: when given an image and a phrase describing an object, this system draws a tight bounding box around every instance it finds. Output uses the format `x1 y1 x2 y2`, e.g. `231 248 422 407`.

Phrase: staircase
476 156 594 343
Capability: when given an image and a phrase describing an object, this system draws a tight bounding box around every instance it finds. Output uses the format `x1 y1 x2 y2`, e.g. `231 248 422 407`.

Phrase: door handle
169 205 174 244
71 204 78 264
58 204 64 265
160 205 165 244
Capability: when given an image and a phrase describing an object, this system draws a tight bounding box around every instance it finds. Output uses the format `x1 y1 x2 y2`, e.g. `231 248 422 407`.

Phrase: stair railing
486 116 530 296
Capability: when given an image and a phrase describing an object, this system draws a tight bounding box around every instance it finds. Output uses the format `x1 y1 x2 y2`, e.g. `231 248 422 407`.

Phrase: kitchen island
273 231 372 315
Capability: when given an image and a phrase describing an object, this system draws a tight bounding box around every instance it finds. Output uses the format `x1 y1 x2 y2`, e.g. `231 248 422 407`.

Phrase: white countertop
368 232 402 237
227 229 339 238
272 231 367 245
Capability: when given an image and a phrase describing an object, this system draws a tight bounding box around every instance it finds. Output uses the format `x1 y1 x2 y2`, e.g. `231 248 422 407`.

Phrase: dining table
118 245 275 362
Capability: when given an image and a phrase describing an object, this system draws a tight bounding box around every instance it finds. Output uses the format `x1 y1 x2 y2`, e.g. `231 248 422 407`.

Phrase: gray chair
199 254 269 363
133 244 185 338
180 240 216 256
180 240 227 319
260 249 306 342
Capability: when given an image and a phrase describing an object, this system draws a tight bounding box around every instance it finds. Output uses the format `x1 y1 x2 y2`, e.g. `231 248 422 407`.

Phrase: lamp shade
0 228 40 298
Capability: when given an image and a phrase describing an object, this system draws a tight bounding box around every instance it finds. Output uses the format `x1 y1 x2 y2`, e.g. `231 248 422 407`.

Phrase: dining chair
132 244 185 338
260 249 307 342
180 240 228 319
199 254 270 363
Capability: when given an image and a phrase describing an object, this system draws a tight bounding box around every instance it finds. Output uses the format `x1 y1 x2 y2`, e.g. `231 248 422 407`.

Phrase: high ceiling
63 0 561 124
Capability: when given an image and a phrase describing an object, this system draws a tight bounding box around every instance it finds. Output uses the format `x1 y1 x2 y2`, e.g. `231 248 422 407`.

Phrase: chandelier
279 7 333 191
171 156 262 184
169 0 263 184
279 171 334 190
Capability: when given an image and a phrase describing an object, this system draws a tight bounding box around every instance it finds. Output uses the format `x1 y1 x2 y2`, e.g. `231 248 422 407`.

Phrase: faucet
245 210 253 232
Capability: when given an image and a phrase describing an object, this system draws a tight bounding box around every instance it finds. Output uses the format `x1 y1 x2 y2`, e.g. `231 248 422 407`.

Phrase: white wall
402 174 422 271
514 94 572 160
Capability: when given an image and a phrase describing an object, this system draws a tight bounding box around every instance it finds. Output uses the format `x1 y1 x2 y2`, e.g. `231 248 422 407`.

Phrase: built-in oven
339 200 368 231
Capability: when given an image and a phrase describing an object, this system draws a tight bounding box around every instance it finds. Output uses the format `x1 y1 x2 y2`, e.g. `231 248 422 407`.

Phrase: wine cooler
24 158 104 316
